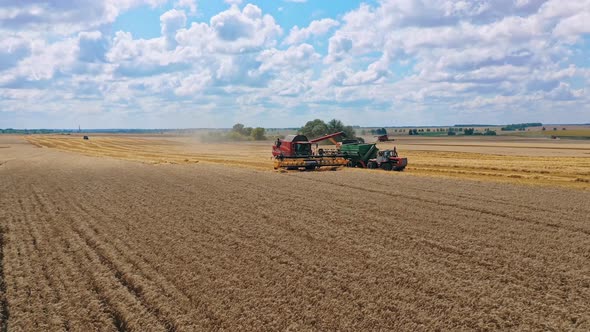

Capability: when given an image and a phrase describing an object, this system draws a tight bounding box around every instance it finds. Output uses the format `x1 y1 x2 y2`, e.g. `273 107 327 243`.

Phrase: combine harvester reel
272 132 348 170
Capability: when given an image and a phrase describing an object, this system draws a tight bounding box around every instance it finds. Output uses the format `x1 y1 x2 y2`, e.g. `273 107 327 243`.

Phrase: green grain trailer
341 142 408 171
340 143 378 168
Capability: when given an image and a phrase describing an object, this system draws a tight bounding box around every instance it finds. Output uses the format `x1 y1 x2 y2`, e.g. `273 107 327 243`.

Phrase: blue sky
0 0 589 129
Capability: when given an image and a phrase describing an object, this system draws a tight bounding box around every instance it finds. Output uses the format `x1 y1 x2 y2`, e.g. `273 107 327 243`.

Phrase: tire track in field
36 186 175 332
206 167 590 312
28 187 74 331
11 171 167 331
208 169 589 329
65 182 275 330
289 172 590 276
30 187 121 330
0 177 17 332
66 189 223 329
159 167 536 323
0 225 8 332
66 227 168 332
30 138 201 165
2 156 157 330
65 218 168 331
290 173 590 236
59 169 432 329
69 226 176 332
48 183 220 330
0 177 9 332
227 167 587 255
405 184 587 223
28 186 117 331
38 161 588 330
348 169 589 221
13 188 67 330
3 178 112 331
0 186 64 330
161 172 449 328
184 167 507 270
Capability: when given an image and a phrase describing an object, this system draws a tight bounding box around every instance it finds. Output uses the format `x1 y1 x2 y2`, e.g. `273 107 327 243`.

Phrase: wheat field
26 135 590 190
0 134 588 330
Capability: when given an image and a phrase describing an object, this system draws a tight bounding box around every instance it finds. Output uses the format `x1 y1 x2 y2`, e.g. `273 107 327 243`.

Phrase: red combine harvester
375 134 394 142
272 132 348 170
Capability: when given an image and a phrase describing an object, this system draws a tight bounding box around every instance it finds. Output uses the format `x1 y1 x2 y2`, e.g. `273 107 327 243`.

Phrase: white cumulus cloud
160 9 187 47
284 18 339 45
175 0 197 15
1 0 589 127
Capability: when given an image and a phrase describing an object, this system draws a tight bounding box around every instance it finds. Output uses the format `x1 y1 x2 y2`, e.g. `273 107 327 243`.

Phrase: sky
0 0 589 129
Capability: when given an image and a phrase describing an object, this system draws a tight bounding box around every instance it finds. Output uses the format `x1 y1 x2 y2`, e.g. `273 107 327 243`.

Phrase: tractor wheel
381 163 393 171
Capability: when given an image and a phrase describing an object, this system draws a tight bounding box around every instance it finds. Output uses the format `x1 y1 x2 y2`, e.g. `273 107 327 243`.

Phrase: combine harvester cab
272 132 348 170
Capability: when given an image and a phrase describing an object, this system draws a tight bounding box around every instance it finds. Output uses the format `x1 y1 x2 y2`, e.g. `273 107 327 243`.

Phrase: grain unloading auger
272 132 349 170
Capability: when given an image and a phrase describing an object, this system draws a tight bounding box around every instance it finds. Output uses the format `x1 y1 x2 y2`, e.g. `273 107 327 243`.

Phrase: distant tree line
464 128 475 135
1 128 61 134
230 123 266 140
1 128 185 134
460 128 497 136
501 123 542 131
403 127 497 136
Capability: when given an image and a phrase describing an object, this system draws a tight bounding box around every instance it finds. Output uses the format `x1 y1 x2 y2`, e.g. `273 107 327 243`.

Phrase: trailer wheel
356 160 366 168
367 161 377 169
381 163 393 171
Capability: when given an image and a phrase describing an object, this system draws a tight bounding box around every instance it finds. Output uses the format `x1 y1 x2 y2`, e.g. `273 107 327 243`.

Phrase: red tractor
366 148 407 171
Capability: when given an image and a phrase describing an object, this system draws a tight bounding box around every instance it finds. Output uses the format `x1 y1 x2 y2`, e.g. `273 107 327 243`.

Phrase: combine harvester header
272 132 348 170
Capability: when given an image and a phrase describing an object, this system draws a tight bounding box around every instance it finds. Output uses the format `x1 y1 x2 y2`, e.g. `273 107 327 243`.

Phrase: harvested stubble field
1 134 589 331
27 135 590 190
